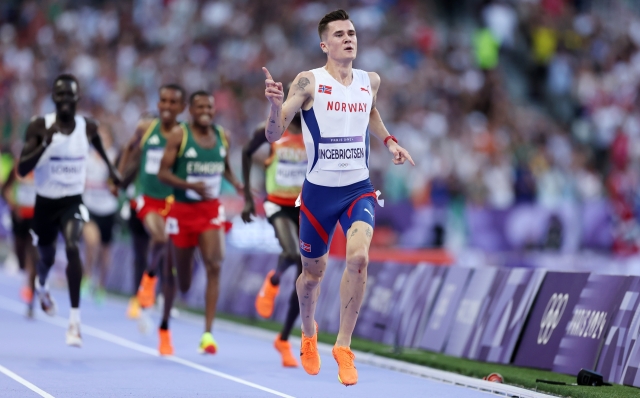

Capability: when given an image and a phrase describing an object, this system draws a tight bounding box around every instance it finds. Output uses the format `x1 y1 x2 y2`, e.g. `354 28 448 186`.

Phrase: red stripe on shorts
347 192 377 219
300 198 328 245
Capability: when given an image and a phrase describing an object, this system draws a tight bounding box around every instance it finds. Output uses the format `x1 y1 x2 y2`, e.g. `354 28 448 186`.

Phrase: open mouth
198 114 212 125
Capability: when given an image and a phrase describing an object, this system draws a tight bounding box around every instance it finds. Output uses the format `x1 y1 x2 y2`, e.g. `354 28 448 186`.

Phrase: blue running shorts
299 178 377 258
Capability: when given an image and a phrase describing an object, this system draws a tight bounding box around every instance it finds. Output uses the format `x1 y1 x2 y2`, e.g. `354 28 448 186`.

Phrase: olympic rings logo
537 293 569 345
338 163 349 168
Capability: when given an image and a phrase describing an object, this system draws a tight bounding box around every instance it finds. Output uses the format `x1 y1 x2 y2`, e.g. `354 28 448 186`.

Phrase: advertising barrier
513 272 590 369
622 325 640 387
444 267 502 357
418 267 473 352
354 262 413 342
383 264 447 348
465 268 546 363
551 274 629 375
597 276 640 385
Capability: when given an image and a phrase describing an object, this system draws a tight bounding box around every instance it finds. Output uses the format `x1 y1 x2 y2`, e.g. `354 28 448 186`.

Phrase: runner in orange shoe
118 84 185 331
1 166 38 317
242 110 306 368
157 90 242 355
262 9 414 385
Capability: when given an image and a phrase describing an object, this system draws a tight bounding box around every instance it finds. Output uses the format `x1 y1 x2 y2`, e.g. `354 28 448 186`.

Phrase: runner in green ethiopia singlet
173 123 228 203
139 119 173 199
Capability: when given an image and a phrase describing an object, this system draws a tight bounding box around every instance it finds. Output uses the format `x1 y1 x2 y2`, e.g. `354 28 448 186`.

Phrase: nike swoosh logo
364 209 374 219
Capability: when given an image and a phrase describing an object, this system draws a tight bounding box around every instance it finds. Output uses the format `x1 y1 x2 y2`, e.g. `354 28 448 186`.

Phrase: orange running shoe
300 322 320 375
255 270 279 318
137 274 158 309
333 346 358 386
274 335 298 368
158 329 174 356
20 286 33 304
126 296 141 319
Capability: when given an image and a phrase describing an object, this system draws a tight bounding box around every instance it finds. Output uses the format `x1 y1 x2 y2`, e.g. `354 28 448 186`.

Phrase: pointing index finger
262 67 273 81
406 152 415 166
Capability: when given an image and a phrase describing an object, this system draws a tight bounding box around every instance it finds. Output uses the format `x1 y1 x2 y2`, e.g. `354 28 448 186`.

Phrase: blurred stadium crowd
2 0 640 253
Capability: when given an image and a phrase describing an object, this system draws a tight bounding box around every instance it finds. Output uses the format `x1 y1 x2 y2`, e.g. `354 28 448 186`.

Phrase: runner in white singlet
17 74 121 347
262 9 414 386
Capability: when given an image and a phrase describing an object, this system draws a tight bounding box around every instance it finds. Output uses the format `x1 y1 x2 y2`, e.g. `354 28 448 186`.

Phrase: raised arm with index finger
263 67 314 143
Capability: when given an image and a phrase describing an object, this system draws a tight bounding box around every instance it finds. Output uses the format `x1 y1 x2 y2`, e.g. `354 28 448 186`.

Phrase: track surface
0 272 493 397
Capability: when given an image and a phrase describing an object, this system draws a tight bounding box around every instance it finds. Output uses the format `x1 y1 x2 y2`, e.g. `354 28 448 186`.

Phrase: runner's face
157 88 185 124
190 95 215 128
52 79 79 117
322 20 357 61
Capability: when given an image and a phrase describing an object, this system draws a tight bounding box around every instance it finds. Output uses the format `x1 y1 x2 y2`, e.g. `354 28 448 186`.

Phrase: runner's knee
65 240 81 258
346 249 368 272
38 246 56 267
202 247 223 268
83 223 100 247
150 231 168 244
178 277 191 294
204 259 221 278
300 267 323 289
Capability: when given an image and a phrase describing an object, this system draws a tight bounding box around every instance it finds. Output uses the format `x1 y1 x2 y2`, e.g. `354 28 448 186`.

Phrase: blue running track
0 271 495 398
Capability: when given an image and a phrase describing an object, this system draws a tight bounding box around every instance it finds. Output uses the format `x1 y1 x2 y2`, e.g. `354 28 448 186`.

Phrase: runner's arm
263 68 312 143
157 126 192 190
17 117 48 177
242 124 268 201
367 73 415 166
86 118 123 185
118 119 151 188
221 130 243 193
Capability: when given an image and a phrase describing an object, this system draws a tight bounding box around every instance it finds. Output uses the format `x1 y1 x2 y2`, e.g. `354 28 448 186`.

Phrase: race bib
316 136 366 171
135 195 146 212
275 162 306 187
186 174 222 200
49 158 85 185
165 217 179 234
145 148 164 175
15 184 36 207
263 201 282 218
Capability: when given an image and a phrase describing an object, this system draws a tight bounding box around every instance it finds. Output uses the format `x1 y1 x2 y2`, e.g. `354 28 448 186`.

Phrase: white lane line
0 297 295 398
0 364 55 398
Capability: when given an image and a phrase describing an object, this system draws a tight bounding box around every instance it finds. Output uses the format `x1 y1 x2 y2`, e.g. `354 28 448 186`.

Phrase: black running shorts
31 195 88 247
11 213 32 239
89 212 116 244
264 201 300 227
128 202 148 238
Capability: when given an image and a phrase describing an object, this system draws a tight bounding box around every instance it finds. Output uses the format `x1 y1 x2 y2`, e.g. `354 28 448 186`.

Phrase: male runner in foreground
263 9 414 385
157 90 242 355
